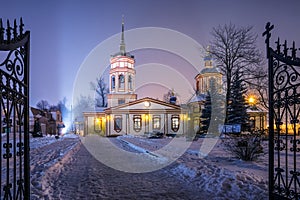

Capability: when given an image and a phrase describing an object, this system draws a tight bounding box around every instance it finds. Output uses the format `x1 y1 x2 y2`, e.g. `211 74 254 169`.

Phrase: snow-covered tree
227 71 250 131
210 79 226 135
199 92 211 134
73 95 95 121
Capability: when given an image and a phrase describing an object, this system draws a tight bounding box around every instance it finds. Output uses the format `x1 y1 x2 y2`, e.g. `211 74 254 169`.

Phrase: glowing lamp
144 101 151 107
248 96 256 105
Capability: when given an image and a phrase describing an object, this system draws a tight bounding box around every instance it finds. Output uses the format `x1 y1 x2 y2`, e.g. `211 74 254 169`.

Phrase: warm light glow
95 118 101 124
144 101 151 107
248 95 256 105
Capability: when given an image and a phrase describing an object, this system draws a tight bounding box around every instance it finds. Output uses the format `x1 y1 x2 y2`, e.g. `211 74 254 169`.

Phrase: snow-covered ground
117 135 269 199
28 133 269 199
30 134 80 199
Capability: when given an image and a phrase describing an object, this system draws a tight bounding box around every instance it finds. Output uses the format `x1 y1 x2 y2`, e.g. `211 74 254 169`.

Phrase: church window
133 115 142 132
171 115 180 132
128 75 133 90
114 115 122 133
111 75 115 90
152 115 161 130
119 74 125 90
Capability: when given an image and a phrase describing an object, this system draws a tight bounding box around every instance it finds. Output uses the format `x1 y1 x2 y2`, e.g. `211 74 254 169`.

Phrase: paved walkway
43 137 208 200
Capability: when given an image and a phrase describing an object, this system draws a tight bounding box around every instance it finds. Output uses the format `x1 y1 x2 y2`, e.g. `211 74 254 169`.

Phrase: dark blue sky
1 0 299 107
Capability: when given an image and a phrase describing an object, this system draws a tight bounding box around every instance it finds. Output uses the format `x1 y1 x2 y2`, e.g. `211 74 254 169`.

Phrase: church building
82 19 267 137
83 20 188 137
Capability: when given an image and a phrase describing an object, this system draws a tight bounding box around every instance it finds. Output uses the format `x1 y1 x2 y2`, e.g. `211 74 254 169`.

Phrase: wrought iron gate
0 18 30 199
263 23 300 199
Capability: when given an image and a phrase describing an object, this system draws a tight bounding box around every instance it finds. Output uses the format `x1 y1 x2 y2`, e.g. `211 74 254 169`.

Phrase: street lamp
248 95 256 106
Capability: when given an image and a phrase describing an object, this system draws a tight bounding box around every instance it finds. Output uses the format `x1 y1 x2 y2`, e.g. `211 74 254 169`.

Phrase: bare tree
73 95 95 121
36 100 49 111
57 97 69 118
90 76 109 107
246 66 268 109
208 23 264 121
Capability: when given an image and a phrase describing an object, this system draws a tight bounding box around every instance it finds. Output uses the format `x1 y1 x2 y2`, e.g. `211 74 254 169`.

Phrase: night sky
1 0 299 108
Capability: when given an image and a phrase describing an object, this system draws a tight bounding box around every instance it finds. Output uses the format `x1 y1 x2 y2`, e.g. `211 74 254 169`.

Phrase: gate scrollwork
263 22 300 200
0 18 30 200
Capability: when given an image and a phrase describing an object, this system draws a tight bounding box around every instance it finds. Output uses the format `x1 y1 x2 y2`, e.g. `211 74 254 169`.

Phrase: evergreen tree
199 92 211 134
210 78 226 135
227 71 250 131
199 78 226 135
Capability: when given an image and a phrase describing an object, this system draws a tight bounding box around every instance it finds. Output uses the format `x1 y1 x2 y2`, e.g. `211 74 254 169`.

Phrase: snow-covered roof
247 106 267 113
188 93 206 103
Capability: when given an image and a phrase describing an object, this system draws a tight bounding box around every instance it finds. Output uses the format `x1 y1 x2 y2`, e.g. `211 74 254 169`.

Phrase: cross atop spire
120 15 126 55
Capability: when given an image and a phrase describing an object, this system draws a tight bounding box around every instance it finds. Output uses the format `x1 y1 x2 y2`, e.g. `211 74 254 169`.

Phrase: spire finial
120 15 126 55
206 45 210 54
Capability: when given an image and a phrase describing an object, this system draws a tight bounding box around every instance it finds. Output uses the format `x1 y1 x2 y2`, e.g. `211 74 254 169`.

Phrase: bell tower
107 17 137 107
195 46 222 94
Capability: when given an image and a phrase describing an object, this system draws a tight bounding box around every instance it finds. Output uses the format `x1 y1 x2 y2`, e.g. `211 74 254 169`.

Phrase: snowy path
29 134 269 199
42 138 210 200
30 135 80 199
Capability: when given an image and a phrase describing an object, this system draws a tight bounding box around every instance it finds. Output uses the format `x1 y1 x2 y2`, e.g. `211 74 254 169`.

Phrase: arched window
119 74 125 90
114 115 122 133
133 115 142 132
171 115 180 132
128 75 133 90
152 115 161 130
111 75 115 90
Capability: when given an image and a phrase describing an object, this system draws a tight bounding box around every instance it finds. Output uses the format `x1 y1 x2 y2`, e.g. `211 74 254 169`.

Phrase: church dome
170 96 177 104
200 67 221 74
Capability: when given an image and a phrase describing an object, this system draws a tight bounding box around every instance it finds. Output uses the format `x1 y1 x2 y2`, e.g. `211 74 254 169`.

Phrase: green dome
200 67 220 74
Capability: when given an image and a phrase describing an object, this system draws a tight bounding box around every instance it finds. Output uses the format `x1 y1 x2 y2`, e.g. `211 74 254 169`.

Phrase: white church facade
83 20 189 137
82 20 267 137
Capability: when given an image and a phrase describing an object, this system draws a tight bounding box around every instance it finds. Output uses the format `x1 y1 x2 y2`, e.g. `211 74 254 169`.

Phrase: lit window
119 74 125 90
94 118 101 133
128 63 132 68
133 115 142 132
171 115 180 132
152 115 161 130
114 116 122 133
120 62 124 67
